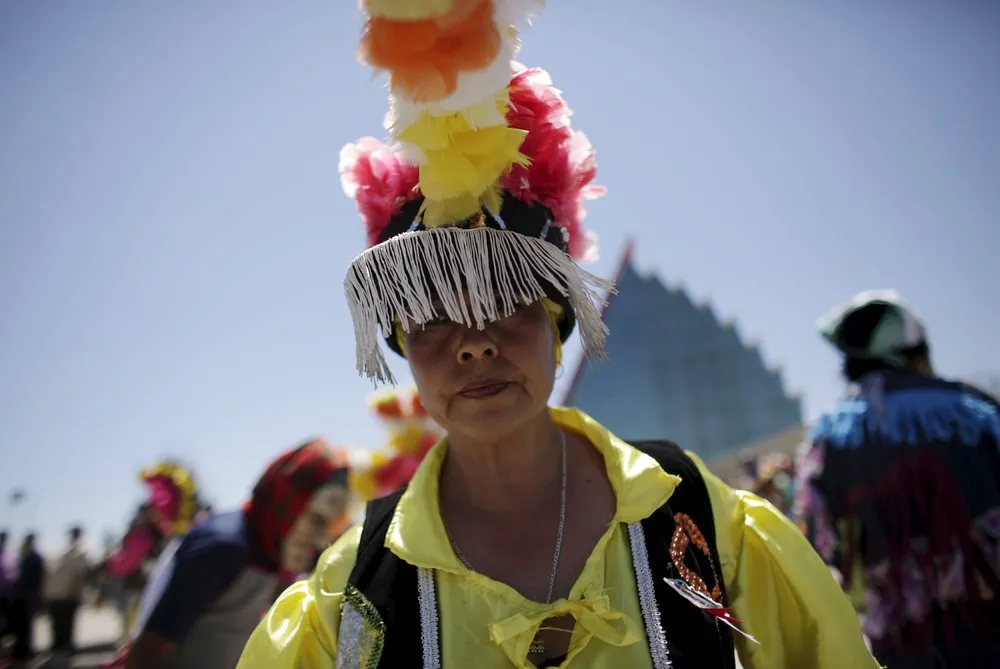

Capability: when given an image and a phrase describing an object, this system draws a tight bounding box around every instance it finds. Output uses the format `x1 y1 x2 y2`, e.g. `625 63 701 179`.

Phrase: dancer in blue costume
794 290 1000 668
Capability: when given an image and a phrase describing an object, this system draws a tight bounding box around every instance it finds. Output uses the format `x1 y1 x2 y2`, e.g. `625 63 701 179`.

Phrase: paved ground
24 607 121 669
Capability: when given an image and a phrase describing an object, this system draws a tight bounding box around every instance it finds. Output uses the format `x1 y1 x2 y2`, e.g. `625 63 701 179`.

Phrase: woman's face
404 298 557 442
281 484 348 574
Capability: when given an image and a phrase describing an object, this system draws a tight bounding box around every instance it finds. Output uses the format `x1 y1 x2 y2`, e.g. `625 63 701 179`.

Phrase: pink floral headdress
140 461 199 536
341 1 614 383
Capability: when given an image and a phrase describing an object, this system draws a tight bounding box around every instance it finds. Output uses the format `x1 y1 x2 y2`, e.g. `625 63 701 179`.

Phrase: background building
563 241 804 473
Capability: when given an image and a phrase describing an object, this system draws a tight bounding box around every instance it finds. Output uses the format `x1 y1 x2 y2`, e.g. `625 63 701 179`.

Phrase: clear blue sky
1 1 997 556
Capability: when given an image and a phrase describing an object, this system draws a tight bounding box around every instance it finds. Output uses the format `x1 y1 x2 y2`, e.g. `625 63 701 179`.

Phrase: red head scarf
243 439 349 569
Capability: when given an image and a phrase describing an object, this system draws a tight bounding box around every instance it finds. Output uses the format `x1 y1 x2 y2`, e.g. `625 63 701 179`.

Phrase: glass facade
564 263 802 461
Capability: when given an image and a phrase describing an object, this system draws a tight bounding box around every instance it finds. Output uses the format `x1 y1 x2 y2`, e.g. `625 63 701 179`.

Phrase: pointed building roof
561 242 802 461
561 237 635 402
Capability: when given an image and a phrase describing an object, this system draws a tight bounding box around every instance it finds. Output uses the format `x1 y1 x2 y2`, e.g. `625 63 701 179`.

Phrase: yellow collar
384 406 681 570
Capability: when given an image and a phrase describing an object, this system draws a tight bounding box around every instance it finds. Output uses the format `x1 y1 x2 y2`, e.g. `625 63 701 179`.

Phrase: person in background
105 503 162 643
105 438 351 669
9 533 44 666
749 453 796 517
348 387 443 504
0 531 10 644
104 461 200 641
45 526 91 659
735 452 758 491
794 290 1000 667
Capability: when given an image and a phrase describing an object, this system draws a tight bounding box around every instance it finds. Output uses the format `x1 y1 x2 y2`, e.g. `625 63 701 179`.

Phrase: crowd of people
4 285 996 669
0 386 440 669
4 1 999 668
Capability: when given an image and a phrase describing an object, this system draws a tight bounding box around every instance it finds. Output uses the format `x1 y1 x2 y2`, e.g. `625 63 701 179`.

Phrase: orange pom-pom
360 0 501 104
373 394 405 419
411 392 428 417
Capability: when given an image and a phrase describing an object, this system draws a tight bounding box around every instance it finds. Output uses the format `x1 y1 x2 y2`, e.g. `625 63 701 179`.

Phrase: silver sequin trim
417 567 442 669
336 587 385 669
335 604 369 669
628 522 673 668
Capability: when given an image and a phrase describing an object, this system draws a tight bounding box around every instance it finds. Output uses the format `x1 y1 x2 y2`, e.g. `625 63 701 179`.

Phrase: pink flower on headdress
506 64 571 130
145 475 181 534
503 66 605 262
339 137 419 247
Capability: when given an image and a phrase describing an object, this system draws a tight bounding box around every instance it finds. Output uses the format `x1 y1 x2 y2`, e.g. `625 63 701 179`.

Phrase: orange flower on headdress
360 0 500 104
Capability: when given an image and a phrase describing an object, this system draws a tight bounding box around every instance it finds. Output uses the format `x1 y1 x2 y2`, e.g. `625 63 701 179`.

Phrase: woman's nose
457 331 499 362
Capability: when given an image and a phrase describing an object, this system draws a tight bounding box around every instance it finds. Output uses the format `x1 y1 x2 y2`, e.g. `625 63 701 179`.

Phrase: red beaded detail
670 512 723 602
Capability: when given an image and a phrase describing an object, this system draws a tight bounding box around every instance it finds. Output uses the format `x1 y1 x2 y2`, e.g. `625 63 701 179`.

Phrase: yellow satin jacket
238 407 880 668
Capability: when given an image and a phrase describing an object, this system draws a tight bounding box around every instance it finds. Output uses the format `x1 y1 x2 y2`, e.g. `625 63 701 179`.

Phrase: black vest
346 440 737 668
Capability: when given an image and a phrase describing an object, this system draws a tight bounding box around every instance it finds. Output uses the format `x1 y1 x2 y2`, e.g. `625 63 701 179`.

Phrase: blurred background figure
8 533 43 666
105 439 350 669
45 525 91 660
349 388 442 505
103 462 200 641
794 291 1000 668
103 504 159 644
735 454 759 492
0 531 10 657
749 453 796 516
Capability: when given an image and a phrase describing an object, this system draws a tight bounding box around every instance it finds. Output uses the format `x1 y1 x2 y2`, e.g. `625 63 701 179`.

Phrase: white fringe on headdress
345 226 615 384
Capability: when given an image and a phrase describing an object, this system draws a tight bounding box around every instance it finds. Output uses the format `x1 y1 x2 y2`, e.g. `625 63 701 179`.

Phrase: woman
106 439 351 669
794 290 1000 667
238 2 877 667
104 461 201 640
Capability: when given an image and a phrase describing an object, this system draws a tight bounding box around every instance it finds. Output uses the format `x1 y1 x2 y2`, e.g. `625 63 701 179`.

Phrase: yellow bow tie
488 595 641 667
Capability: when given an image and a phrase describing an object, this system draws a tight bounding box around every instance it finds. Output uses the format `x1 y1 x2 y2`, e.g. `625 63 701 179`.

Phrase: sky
1 1 997 556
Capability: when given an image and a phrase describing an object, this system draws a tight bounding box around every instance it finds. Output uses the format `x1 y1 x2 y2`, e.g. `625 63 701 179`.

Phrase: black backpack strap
629 440 736 669
350 489 405 584
341 442 736 669
345 489 423 668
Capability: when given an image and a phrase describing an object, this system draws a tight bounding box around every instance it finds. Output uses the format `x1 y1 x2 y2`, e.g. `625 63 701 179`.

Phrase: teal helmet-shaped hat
817 289 927 367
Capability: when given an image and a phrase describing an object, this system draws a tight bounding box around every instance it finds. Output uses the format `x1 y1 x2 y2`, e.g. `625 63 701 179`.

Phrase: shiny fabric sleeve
236 525 362 669
686 453 881 669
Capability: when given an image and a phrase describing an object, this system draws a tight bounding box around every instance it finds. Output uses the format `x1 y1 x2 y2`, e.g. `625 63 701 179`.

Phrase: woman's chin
448 398 544 442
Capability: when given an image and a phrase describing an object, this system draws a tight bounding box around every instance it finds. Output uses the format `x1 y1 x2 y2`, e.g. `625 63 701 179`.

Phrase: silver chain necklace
445 430 568 608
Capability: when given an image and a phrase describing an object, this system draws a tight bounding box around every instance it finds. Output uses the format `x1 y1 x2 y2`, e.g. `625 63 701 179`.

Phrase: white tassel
344 227 615 384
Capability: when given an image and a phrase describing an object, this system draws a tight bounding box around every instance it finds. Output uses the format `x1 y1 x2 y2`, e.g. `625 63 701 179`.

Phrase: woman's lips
458 382 510 399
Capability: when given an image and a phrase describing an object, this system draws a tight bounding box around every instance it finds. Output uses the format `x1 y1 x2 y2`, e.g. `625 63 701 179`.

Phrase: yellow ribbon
488 596 641 667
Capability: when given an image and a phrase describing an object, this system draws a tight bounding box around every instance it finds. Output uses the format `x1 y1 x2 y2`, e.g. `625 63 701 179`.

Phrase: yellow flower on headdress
363 0 459 21
397 92 528 227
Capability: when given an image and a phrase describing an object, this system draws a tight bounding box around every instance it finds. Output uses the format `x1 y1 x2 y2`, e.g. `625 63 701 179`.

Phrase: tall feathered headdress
350 388 442 501
341 0 614 383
